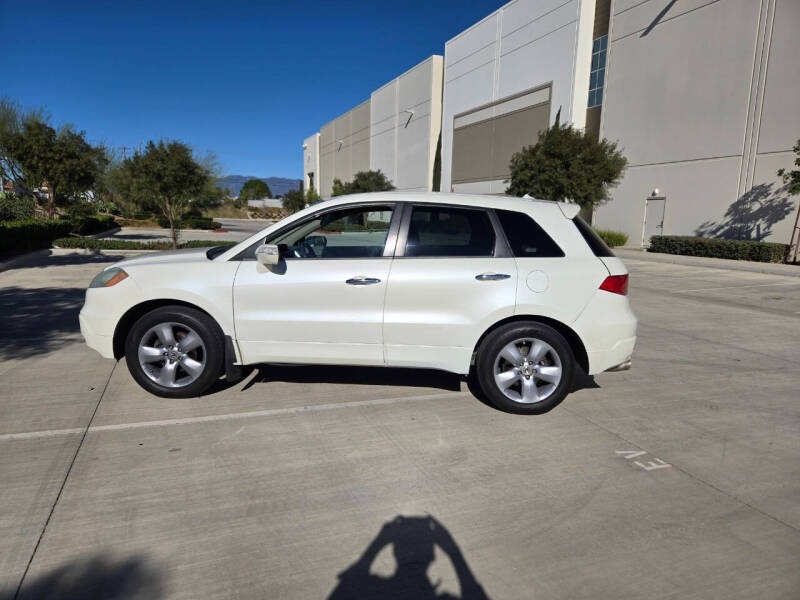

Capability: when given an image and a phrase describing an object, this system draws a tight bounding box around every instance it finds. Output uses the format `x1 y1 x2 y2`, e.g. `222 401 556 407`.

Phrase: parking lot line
673 281 800 293
0 391 467 442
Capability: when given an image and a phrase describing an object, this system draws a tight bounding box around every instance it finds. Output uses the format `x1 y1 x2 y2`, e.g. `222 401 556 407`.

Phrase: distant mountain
215 175 301 198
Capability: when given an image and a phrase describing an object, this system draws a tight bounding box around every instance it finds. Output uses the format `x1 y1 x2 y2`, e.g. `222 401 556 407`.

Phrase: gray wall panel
756 0 800 154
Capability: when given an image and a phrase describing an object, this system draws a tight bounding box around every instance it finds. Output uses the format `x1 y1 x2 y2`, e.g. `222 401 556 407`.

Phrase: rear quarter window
572 216 615 257
495 209 564 257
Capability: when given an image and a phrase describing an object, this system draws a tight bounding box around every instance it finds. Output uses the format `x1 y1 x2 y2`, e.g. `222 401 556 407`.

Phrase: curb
616 248 800 278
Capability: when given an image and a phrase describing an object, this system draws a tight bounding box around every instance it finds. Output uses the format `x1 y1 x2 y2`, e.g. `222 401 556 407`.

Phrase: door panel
383 258 517 373
233 259 392 365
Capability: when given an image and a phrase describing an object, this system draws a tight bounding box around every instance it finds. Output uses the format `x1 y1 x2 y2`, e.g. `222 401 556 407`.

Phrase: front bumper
79 309 115 359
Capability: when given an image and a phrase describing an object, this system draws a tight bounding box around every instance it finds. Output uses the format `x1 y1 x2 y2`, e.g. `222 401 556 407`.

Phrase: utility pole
120 146 131 160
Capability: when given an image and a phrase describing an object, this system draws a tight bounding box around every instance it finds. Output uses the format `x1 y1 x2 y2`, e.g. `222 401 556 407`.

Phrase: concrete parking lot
0 251 799 599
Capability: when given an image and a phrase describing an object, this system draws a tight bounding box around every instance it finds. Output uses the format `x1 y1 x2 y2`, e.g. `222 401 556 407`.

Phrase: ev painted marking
615 450 647 460
616 449 671 471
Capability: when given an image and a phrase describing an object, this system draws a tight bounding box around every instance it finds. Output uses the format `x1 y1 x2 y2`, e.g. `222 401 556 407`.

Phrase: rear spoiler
557 202 580 219
521 195 581 219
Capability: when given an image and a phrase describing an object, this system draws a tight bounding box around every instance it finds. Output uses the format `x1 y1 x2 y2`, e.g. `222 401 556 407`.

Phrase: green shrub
0 194 36 221
649 235 788 263
0 219 75 251
71 214 117 235
65 201 97 218
52 237 237 250
156 215 221 229
593 228 628 248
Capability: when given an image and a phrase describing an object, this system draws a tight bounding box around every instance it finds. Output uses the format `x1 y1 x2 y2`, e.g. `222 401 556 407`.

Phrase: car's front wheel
125 306 224 398
476 321 575 414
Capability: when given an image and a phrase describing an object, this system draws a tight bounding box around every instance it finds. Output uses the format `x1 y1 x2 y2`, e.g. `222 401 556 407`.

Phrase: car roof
305 191 578 217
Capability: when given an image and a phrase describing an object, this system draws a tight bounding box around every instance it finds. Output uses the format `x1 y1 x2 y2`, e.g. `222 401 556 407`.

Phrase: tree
0 96 47 186
331 170 395 196
305 186 321 205
778 139 800 262
505 113 627 211
6 119 107 216
110 140 210 248
282 187 306 213
239 178 271 201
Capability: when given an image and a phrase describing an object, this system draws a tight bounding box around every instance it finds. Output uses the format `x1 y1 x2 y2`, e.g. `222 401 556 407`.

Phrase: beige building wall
318 100 371 198
595 0 799 245
370 56 444 192
441 0 597 194
302 133 320 193
308 56 443 198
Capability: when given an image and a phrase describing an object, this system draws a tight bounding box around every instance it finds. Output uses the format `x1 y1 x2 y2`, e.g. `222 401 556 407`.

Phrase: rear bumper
586 334 636 374
572 290 638 375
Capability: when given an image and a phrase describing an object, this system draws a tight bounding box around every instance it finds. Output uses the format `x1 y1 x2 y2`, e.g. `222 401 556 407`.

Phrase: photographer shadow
327 515 491 600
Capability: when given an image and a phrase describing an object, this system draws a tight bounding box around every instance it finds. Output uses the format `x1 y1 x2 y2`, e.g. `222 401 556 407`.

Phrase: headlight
90 267 129 288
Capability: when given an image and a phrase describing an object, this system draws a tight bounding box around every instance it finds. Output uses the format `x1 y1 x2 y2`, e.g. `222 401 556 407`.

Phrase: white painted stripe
0 391 466 441
673 281 800 293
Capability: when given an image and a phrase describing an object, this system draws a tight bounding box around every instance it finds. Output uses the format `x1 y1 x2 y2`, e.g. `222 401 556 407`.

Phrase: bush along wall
594 228 628 248
0 219 76 251
649 236 788 263
0 215 117 252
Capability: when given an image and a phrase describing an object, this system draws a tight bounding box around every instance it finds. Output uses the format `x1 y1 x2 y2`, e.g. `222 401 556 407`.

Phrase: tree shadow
327 515 491 600
0 286 85 360
694 182 794 241
0 553 163 600
1 250 124 272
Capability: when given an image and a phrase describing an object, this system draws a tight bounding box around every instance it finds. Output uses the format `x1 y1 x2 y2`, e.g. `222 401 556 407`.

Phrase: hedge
52 238 237 251
0 195 36 221
68 214 117 235
0 219 75 251
594 228 628 248
156 216 222 230
649 235 788 263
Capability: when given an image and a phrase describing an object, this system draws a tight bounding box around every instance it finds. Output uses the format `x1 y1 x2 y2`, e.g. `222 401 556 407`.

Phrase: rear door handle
475 273 511 281
346 276 381 285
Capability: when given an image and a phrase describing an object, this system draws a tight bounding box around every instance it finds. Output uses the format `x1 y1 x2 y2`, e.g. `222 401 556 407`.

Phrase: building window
588 35 607 108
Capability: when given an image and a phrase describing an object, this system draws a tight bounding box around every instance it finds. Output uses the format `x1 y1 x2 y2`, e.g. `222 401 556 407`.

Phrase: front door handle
475 273 511 281
346 276 381 285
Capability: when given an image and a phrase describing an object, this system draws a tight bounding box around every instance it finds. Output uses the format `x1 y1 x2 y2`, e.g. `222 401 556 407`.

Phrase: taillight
599 274 628 295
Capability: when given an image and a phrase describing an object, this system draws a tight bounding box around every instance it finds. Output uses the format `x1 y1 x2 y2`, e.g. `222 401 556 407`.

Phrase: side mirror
255 244 280 266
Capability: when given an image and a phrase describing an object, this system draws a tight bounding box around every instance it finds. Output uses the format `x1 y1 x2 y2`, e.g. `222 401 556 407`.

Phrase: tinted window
271 205 394 259
495 209 564 257
405 206 495 257
573 216 615 257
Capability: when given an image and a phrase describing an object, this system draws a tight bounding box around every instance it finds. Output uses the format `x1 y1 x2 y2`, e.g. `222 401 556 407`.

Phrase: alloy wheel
492 337 563 403
137 322 206 388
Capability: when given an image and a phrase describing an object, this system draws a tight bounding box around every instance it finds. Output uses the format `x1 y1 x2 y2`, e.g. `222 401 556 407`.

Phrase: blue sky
2 0 503 179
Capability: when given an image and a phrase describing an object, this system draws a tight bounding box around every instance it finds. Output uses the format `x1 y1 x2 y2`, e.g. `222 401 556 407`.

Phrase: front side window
588 35 607 108
272 205 394 259
404 206 495 257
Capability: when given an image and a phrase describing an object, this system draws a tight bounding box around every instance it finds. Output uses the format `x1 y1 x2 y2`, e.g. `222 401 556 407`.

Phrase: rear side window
573 216 615 257
495 209 564 257
405 206 495 257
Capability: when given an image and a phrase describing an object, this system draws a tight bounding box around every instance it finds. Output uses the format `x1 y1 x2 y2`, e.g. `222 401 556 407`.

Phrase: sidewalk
616 248 800 278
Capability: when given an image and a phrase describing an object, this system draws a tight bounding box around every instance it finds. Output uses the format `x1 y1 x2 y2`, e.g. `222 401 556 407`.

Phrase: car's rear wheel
125 306 224 398
476 322 575 414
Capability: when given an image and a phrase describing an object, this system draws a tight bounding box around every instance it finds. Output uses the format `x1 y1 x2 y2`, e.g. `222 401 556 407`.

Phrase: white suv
80 193 636 414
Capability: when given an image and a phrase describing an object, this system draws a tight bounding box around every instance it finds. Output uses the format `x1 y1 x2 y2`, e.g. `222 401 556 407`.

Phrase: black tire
124 305 225 398
475 321 575 414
